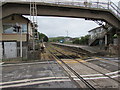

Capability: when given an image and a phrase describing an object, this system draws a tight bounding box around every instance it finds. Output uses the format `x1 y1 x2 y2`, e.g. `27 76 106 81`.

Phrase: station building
88 25 118 54
1 14 33 59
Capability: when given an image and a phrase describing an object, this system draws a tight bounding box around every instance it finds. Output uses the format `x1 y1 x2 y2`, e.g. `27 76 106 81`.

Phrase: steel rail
52 44 95 56
51 45 120 84
56 45 90 55
48 45 96 90
45 44 83 88
52 43 120 67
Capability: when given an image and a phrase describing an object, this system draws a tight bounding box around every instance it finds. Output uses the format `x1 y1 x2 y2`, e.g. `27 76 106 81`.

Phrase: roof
2 14 31 22
88 26 102 32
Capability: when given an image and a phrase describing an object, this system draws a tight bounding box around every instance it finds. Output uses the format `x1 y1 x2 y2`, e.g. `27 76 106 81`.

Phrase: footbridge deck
1 0 120 29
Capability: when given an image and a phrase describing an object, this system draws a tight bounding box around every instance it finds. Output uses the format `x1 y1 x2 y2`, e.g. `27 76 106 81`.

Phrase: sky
24 0 120 38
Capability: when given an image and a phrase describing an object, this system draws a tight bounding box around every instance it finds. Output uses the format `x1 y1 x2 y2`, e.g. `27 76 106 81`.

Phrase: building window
3 24 27 33
3 24 15 33
21 24 27 33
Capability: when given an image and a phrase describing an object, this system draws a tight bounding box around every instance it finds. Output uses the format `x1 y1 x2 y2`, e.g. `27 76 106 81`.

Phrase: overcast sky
24 0 119 38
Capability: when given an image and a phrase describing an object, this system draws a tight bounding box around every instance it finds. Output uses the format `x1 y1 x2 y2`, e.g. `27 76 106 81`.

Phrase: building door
4 42 17 59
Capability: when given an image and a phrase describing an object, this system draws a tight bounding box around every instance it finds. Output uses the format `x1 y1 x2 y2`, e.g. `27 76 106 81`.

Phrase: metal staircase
89 25 113 46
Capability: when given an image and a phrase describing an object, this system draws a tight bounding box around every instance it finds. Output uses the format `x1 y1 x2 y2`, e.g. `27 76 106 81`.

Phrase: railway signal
13 23 23 58
13 24 21 32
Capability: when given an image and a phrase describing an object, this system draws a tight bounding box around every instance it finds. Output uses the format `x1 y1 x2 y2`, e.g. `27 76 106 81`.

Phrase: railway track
52 43 96 56
47 44 119 89
47 45 96 89
52 44 120 68
52 43 120 68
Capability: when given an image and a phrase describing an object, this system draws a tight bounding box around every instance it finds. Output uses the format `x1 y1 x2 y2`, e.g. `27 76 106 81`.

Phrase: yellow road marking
76 59 86 63
57 59 79 64
56 60 62 64
61 59 86 63
62 59 78 64
94 57 107 61
85 57 108 62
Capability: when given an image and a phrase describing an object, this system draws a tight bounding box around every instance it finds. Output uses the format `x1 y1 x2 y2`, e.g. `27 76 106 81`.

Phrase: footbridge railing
34 0 119 19
2 0 120 20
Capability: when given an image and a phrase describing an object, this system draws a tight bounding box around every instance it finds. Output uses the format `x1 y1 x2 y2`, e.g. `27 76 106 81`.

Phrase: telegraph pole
66 30 68 37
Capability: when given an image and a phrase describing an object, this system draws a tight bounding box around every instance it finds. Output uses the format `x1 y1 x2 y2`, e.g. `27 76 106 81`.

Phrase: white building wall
4 42 17 59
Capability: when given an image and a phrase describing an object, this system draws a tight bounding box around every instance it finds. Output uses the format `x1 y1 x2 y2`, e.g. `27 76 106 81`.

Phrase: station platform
53 43 108 56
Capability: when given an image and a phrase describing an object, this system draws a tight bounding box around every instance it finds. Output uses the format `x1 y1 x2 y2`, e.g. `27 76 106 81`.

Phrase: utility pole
66 30 68 37
97 0 99 8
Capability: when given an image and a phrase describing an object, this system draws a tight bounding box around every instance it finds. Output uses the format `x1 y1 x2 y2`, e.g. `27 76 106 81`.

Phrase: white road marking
75 77 108 80
1 70 119 85
81 74 103 77
1 71 120 88
0 62 4 65
85 59 97 62
71 76 77 78
0 79 71 88
75 75 120 80
0 77 69 85
106 70 120 75
72 70 120 77
2 61 54 67
111 75 120 78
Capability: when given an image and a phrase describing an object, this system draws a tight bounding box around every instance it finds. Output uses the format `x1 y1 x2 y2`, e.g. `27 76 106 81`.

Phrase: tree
79 35 90 45
38 32 49 42
72 35 90 45
72 38 80 44
49 37 65 42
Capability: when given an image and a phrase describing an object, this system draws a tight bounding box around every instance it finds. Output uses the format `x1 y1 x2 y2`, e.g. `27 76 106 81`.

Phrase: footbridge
1 0 120 29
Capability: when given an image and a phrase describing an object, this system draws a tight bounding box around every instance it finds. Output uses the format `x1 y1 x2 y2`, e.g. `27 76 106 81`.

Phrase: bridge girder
2 2 120 29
